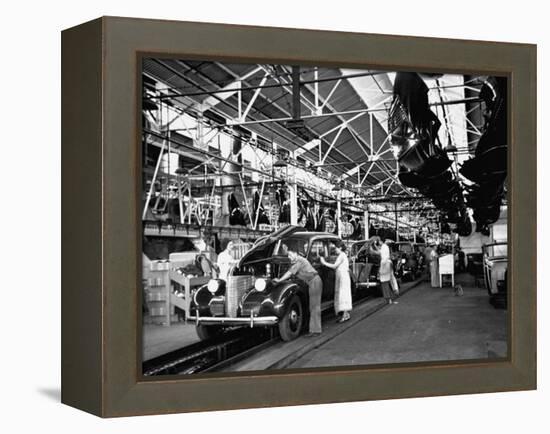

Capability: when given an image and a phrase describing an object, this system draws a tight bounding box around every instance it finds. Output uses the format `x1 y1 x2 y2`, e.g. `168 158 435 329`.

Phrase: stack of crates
143 260 178 325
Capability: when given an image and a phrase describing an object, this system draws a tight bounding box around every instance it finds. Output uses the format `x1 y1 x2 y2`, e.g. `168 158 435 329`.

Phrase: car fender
271 281 307 318
192 280 225 314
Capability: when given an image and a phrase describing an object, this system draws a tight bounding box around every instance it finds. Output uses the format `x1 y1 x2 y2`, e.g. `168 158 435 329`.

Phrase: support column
290 182 298 225
187 180 192 225
313 67 320 115
292 66 301 120
290 151 298 225
337 191 342 238
142 135 166 220
196 112 204 149
364 209 369 239
178 176 184 224
395 202 399 242
237 80 242 120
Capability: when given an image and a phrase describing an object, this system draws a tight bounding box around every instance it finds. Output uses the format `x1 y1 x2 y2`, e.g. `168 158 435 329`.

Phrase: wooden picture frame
61 16 536 417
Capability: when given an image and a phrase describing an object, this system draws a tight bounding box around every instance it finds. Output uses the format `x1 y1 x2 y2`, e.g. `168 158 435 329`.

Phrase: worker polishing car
348 239 381 288
390 241 420 281
189 226 361 341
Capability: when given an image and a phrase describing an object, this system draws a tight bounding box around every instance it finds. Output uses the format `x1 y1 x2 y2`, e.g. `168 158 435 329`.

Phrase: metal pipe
395 201 399 242
320 79 342 111
142 136 166 219
156 58 357 170
226 106 386 128
253 177 266 230
369 113 374 157
314 67 319 113
364 210 370 239
292 66 301 120
178 179 184 224
431 97 481 106
238 174 253 226
144 128 371 203
241 73 269 121
237 80 242 119
145 70 387 100
315 158 399 167
337 191 342 238
187 182 192 224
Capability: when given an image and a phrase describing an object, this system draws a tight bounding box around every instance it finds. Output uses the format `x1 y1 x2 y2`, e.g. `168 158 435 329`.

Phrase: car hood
239 225 302 266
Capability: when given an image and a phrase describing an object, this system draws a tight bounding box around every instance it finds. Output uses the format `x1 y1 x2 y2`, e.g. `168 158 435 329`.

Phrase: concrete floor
288 277 508 369
142 274 508 368
223 277 424 372
142 322 199 361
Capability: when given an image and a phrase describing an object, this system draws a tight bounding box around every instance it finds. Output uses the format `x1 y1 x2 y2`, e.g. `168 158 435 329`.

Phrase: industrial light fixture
142 99 159 111
332 178 342 191
273 158 288 168
444 135 458 153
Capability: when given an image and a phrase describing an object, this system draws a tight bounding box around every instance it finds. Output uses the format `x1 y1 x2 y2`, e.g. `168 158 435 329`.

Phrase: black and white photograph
140 59 508 376
4 0 545 428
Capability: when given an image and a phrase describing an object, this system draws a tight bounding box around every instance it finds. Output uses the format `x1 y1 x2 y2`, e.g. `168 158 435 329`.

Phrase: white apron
334 253 352 313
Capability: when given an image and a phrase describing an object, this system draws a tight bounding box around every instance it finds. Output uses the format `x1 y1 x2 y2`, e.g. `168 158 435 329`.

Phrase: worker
216 238 237 280
272 244 323 337
379 239 399 304
320 240 352 323
430 244 439 287
424 244 433 280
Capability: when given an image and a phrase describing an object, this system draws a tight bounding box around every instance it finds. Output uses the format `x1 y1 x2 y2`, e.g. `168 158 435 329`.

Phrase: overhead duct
387 72 471 237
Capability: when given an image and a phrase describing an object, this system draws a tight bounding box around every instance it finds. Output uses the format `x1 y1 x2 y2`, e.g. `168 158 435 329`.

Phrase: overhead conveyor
142 58 495 242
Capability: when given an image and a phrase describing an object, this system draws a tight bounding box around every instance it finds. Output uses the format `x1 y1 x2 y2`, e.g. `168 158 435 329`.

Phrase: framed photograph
62 16 536 417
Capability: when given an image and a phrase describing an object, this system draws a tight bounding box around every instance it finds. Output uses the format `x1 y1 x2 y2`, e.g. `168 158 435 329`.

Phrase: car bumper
356 282 379 288
188 312 279 327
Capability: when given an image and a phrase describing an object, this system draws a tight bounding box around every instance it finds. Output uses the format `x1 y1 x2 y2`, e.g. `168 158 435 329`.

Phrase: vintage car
389 241 420 281
348 239 380 288
413 243 426 269
189 226 364 342
483 242 507 297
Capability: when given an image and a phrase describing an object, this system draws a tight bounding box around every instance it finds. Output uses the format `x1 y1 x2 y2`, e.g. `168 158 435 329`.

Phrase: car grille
208 298 225 317
240 302 260 317
226 275 254 317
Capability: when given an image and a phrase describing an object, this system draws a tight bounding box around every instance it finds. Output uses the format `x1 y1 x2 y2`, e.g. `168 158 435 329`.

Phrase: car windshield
274 237 309 257
398 244 413 253
350 242 366 256
485 243 507 258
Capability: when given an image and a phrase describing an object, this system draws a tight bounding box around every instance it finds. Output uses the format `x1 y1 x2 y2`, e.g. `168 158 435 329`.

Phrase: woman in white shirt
380 239 391 263
321 240 352 322
217 239 237 280
379 239 399 304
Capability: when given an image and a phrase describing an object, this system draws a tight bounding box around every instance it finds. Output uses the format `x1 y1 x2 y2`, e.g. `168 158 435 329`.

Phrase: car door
307 239 324 273
321 239 337 301
306 239 329 299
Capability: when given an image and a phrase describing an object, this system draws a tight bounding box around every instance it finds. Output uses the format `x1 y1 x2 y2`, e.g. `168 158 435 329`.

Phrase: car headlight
207 279 220 294
254 278 267 292
401 258 406 264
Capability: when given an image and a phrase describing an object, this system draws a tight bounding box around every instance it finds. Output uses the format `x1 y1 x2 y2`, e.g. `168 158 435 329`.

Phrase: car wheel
195 324 224 341
485 277 492 296
278 295 303 341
